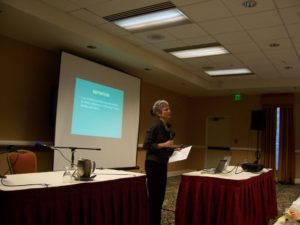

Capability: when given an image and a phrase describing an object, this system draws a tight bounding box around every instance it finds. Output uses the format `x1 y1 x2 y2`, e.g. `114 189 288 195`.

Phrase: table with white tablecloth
175 167 277 225
0 169 148 225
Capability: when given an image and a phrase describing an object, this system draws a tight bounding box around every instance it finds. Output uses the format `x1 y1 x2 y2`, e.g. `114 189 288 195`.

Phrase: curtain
261 94 295 184
261 107 277 172
278 106 295 184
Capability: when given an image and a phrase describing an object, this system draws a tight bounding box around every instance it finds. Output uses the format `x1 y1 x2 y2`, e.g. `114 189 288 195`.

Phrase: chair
7 150 37 174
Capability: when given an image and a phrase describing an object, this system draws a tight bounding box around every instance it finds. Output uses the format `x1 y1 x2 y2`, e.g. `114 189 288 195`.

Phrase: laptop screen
223 156 231 169
215 159 227 173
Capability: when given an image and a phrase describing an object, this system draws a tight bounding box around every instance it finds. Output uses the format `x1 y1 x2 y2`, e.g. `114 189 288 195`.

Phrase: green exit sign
234 93 242 101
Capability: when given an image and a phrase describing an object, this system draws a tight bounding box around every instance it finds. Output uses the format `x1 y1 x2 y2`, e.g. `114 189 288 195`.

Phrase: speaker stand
254 130 260 164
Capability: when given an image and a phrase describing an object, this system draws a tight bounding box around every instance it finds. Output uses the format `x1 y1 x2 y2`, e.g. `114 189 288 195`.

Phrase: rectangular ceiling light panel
170 46 229 58
205 68 253 76
165 43 230 58
114 8 188 31
103 2 190 32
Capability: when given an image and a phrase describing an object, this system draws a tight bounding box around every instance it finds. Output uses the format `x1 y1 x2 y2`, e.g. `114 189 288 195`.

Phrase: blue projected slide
71 77 124 138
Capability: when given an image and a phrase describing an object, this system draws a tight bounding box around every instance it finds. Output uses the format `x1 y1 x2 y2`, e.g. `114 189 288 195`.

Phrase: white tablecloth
184 166 271 180
0 169 144 191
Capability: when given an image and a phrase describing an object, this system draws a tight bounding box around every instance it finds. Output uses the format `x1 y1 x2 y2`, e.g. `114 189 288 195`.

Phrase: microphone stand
55 146 101 168
254 130 260 164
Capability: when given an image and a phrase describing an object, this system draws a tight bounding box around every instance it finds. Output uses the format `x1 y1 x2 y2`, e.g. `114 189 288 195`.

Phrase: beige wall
0 35 300 180
0 35 59 174
0 35 59 141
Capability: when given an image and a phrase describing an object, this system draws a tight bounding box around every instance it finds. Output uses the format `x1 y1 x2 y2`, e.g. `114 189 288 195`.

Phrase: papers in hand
169 146 192 163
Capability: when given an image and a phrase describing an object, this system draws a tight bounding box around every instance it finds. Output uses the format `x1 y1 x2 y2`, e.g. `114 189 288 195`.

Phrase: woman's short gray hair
151 100 169 116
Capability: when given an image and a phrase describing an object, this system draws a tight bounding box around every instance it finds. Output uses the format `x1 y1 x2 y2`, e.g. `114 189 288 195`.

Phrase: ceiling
1 0 300 97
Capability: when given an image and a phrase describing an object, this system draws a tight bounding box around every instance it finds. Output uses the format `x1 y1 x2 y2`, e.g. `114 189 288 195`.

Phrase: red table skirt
0 176 148 225
175 171 277 225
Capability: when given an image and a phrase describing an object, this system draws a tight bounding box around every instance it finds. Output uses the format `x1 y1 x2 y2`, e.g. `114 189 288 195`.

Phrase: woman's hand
174 147 182 151
164 140 174 148
158 140 174 149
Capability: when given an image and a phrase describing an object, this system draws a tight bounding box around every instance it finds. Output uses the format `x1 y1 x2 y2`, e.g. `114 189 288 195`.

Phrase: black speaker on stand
251 110 266 164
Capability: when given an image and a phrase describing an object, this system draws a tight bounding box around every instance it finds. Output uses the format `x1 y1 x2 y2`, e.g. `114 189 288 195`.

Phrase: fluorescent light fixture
170 46 229 58
165 43 230 58
113 8 188 31
205 68 253 76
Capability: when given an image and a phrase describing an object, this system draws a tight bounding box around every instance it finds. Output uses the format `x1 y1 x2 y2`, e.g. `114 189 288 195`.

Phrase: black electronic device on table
241 163 263 172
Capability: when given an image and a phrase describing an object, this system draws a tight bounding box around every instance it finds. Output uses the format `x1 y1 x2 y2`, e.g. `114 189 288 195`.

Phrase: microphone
35 141 56 150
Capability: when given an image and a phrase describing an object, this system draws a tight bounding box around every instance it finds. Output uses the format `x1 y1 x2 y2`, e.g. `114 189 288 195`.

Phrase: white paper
169 146 192 163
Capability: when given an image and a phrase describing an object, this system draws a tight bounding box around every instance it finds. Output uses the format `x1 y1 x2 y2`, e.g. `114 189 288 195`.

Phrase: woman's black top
143 119 174 164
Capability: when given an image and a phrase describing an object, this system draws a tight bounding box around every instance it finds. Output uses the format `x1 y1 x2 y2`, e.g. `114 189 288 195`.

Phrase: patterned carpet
161 176 300 225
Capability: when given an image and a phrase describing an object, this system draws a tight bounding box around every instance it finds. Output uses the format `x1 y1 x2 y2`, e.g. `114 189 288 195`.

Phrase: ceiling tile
164 23 207 39
152 40 187 49
215 31 253 45
242 59 279 76
237 10 283 29
279 6 300 25
248 25 288 41
180 1 232 22
86 0 161 17
69 0 110 8
235 51 266 61
267 50 300 64
225 42 261 54
286 24 300 37
275 63 300 77
256 38 294 52
274 0 300 8
181 36 216 46
41 0 81 12
70 8 106 25
252 66 280 78
206 54 243 68
133 29 177 44
172 0 210 6
184 57 214 69
199 17 243 35
121 34 148 46
96 23 131 36
293 37 300 56
140 44 165 54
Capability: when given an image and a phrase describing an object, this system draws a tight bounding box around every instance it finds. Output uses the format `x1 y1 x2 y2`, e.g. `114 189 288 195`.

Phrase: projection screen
54 52 141 170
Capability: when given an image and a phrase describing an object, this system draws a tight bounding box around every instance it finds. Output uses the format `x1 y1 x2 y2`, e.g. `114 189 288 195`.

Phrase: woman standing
143 100 176 225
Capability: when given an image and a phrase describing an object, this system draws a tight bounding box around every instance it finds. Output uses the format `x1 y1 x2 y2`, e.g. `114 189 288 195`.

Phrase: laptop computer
214 159 227 173
201 158 228 174
223 156 231 170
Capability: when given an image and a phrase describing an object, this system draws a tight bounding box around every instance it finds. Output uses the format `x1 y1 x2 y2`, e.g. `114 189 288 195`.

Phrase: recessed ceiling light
269 43 280 47
147 34 165 40
103 2 190 32
242 0 257 8
205 68 253 76
165 43 230 59
87 45 96 49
